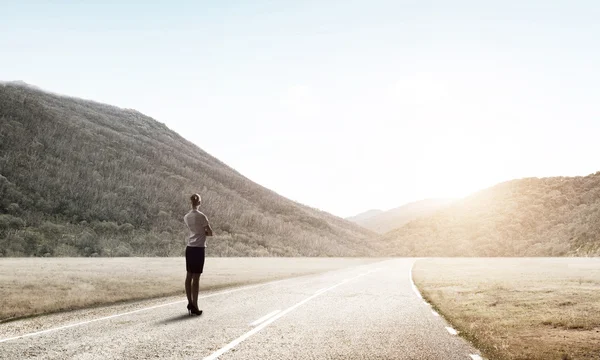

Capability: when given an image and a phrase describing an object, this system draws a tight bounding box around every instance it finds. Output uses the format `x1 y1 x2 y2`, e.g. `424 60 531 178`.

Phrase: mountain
348 199 454 233
0 82 377 257
381 173 600 257
346 209 383 223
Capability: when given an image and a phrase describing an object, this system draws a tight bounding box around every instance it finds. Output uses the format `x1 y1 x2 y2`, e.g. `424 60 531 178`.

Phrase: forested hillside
0 82 376 257
382 172 600 256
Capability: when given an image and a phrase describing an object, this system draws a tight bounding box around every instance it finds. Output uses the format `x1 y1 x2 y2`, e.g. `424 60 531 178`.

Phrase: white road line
249 310 280 327
203 270 380 360
409 259 423 299
411 262 465 342
0 302 183 344
469 355 483 360
0 277 293 344
445 327 458 335
315 288 328 294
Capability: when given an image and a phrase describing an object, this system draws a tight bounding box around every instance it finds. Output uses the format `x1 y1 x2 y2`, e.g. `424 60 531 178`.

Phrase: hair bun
190 193 201 205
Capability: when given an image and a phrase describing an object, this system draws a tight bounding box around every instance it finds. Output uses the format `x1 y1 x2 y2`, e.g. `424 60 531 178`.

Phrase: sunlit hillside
346 209 383 223
348 199 454 233
0 82 376 257
382 172 600 256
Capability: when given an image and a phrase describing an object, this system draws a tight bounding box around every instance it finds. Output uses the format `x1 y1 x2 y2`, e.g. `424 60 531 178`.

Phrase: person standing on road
184 193 213 316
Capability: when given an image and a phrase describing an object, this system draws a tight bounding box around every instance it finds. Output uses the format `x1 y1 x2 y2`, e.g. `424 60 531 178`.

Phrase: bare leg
192 273 201 309
185 272 193 305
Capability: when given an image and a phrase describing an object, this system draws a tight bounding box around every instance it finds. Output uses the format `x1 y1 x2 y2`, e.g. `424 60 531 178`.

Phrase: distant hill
349 199 454 233
381 173 600 257
346 209 383 223
0 82 377 257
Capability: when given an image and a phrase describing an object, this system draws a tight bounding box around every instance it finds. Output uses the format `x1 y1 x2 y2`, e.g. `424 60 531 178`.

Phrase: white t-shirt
184 210 209 247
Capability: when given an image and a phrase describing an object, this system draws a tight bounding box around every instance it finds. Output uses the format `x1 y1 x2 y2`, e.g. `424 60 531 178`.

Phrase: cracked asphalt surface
0 259 483 359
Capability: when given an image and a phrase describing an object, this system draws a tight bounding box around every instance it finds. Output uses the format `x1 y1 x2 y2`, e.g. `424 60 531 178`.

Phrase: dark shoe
190 304 203 316
187 303 193 316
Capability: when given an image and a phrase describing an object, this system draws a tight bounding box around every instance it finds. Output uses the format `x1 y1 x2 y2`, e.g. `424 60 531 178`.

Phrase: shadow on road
156 314 200 325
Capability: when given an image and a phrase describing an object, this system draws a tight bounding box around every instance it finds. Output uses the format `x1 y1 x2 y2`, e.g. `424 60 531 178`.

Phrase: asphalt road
0 259 484 359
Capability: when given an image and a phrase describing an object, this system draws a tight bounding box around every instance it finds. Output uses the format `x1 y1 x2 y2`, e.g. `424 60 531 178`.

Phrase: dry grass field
0 257 378 322
413 258 600 360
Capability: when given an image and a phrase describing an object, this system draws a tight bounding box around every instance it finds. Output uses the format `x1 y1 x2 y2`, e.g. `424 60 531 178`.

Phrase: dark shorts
186 246 205 274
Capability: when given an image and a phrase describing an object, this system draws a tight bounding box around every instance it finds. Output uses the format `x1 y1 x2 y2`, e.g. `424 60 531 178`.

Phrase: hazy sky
2 1 599 217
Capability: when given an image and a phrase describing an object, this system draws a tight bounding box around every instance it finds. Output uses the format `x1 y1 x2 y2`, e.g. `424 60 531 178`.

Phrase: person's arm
203 215 213 237
204 223 213 237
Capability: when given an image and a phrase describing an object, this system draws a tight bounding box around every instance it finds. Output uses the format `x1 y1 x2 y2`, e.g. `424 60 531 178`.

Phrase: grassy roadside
413 258 600 360
0 257 379 322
